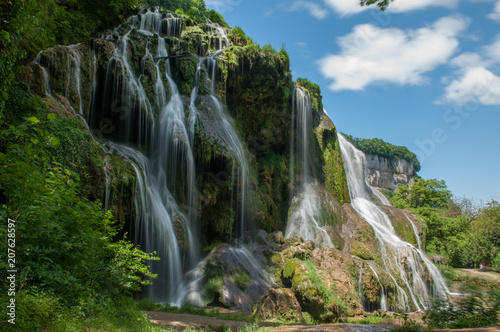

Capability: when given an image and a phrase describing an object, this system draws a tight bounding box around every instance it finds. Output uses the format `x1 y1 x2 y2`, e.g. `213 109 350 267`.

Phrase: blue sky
205 0 500 202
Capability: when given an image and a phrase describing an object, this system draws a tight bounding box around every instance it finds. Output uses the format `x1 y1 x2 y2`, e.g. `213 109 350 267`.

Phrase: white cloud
441 67 500 104
450 52 485 69
484 34 500 61
288 1 329 19
439 32 500 105
318 17 468 91
488 0 500 20
323 0 458 16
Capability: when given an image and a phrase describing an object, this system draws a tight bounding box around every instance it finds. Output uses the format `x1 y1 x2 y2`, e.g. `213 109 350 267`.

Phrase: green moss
280 258 351 322
314 118 350 205
295 78 322 121
107 154 137 225
202 260 225 303
351 242 375 260
233 267 251 291
177 55 198 96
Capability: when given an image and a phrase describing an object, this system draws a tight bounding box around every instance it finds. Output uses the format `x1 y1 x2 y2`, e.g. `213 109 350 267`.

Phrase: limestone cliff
364 153 415 190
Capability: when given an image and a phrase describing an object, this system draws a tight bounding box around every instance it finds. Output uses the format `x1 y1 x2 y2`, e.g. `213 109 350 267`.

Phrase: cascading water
34 8 258 305
285 88 333 246
205 20 230 50
338 133 450 311
189 30 251 237
34 9 197 304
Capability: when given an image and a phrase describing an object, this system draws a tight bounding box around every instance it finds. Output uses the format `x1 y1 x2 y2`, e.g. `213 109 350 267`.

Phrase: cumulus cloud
323 0 458 16
441 67 500 105
439 33 500 105
484 34 500 61
318 17 468 91
287 1 329 19
450 52 485 69
488 0 500 20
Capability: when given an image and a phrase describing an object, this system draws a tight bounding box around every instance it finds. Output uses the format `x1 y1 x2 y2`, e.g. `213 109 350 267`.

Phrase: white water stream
339 133 450 311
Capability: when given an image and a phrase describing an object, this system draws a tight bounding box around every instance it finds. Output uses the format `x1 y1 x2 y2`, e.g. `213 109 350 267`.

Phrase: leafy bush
424 293 500 329
493 253 500 271
0 117 158 330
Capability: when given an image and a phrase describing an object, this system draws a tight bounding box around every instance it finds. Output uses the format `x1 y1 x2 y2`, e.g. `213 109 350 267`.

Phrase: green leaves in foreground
0 117 158 330
424 292 500 329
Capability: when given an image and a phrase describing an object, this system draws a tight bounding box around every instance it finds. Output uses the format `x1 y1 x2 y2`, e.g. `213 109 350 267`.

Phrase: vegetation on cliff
342 133 421 172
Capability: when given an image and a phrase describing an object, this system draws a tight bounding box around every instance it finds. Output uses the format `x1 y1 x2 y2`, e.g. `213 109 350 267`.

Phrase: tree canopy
360 0 395 11
392 178 452 209
342 133 421 172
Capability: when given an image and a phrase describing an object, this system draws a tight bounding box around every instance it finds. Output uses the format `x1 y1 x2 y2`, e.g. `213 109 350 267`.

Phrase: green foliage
393 178 452 209
342 133 421 172
424 293 500 329
230 26 253 46
0 1 28 118
361 0 395 11
494 253 500 271
0 118 157 330
391 312 423 332
207 9 227 27
315 123 350 205
296 78 322 117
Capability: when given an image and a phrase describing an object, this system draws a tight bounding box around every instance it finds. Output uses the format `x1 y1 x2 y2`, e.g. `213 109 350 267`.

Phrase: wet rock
200 244 274 314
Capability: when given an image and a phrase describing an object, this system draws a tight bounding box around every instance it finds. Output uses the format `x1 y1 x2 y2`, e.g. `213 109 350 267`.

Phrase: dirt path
458 269 500 281
145 311 500 332
145 311 252 331
145 311 398 331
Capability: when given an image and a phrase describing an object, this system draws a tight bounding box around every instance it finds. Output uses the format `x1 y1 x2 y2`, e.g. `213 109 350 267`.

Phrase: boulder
255 288 303 322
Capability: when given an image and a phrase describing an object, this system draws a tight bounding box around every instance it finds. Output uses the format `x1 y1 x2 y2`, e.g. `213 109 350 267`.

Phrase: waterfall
33 9 204 304
285 87 333 247
190 43 250 237
338 133 450 311
404 211 423 250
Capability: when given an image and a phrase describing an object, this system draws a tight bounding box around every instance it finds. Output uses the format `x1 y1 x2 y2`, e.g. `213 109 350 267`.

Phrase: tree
451 196 486 221
393 178 452 209
360 0 395 11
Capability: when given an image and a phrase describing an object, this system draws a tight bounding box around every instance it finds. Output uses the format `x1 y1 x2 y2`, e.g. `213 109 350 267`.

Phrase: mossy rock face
197 244 273 313
222 46 292 157
380 206 420 247
105 154 137 226
351 242 375 261
295 78 323 126
255 288 304 323
214 45 294 234
314 112 350 205
33 43 97 118
286 180 347 249
274 242 363 322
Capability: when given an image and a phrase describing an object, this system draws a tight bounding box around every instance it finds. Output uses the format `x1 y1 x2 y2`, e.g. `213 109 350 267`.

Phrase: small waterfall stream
339 133 450 311
285 87 333 246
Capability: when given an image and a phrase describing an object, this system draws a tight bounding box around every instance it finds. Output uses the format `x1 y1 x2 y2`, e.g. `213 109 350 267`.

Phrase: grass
347 316 394 324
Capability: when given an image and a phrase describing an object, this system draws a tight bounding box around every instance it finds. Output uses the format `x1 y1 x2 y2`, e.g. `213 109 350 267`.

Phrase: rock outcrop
255 288 304 322
364 154 415 190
